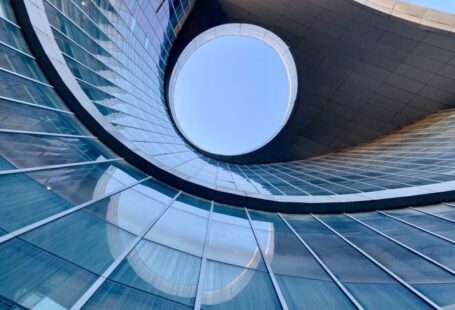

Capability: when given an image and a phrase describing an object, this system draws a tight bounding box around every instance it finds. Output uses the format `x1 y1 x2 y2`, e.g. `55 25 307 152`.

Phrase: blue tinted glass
276 274 355 310
145 195 210 257
83 280 191 310
0 239 96 309
0 99 88 135
0 44 47 81
0 133 113 171
0 18 30 53
22 211 136 274
201 260 281 309
353 212 455 271
321 215 455 308
110 240 200 306
83 183 170 235
0 162 137 233
387 209 455 241
285 215 431 309
0 69 67 109
207 205 266 271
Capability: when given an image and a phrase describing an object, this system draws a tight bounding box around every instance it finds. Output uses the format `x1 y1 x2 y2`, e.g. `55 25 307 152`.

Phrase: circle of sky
173 35 290 156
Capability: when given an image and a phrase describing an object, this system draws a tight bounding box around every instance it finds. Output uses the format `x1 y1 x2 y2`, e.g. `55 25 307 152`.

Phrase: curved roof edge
356 0 455 32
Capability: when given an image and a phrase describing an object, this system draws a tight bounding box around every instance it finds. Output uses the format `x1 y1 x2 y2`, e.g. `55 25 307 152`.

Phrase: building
1 0 455 308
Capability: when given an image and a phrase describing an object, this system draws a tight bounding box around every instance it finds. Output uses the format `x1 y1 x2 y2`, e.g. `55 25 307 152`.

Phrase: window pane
276 274 355 310
322 215 455 308
110 240 200 306
353 212 455 271
0 161 141 233
248 211 354 309
0 133 113 171
206 205 266 271
145 194 210 256
84 181 172 235
21 211 136 274
285 215 431 310
84 280 191 310
201 260 281 309
0 99 88 135
386 208 455 242
0 44 47 81
0 239 96 309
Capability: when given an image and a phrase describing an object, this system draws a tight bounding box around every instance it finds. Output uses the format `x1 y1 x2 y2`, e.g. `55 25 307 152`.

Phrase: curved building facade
1 0 455 309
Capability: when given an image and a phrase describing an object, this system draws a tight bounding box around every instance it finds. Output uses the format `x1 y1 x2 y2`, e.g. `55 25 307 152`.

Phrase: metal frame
312 214 441 309
0 158 121 176
70 190 183 309
245 208 289 310
278 213 364 310
193 201 214 310
346 213 455 275
379 211 455 244
0 175 151 244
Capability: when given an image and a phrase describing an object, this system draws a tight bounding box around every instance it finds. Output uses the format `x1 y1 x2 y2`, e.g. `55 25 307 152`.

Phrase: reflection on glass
84 280 191 310
353 212 455 270
321 215 455 308
285 215 431 309
0 162 138 233
206 204 265 271
387 208 455 242
110 240 200 306
22 211 136 274
145 194 210 256
84 179 176 235
0 132 112 171
201 260 280 309
0 239 96 309
249 210 355 309
0 99 88 135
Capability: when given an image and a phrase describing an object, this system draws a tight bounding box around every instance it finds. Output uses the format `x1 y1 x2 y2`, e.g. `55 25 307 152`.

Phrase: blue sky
173 36 289 156
404 0 455 13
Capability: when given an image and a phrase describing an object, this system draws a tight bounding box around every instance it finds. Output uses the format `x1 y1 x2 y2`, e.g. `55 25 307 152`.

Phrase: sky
173 36 290 156
403 0 455 13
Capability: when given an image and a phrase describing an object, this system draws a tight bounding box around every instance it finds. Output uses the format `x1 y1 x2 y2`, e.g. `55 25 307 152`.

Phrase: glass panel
201 260 281 309
84 181 173 235
275 274 355 310
110 240 200 306
0 18 30 53
322 214 455 308
249 210 329 277
0 162 139 232
248 210 354 309
353 212 455 271
387 208 455 241
0 239 96 309
0 99 88 135
206 205 266 271
22 211 136 274
0 133 114 171
0 295 26 309
144 194 210 256
0 43 47 81
414 203 455 221
83 280 192 310
0 69 66 109
0 0 16 22
285 215 431 310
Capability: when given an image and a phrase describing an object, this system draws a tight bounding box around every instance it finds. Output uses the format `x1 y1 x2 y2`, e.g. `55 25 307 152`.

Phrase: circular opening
169 24 298 156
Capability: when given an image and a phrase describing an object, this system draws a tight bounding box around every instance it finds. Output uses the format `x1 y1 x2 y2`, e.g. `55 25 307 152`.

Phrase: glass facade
40 0 455 200
1 0 455 309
